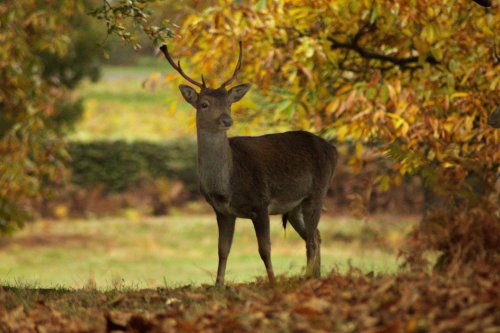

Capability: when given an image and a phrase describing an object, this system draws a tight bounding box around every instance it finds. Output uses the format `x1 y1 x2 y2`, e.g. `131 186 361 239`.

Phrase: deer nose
219 115 233 128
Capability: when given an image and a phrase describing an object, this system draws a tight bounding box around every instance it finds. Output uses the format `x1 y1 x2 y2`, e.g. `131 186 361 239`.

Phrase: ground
1 270 498 332
0 211 411 288
1 213 498 332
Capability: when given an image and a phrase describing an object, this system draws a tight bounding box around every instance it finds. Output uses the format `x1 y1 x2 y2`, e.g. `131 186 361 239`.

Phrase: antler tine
159 45 205 88
220 41 243 88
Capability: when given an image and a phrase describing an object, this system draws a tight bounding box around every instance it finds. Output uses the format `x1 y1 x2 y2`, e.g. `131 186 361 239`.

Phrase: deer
159 41 338 286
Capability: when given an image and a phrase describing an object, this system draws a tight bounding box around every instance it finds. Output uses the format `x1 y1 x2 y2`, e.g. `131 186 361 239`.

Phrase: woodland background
0 0 498 331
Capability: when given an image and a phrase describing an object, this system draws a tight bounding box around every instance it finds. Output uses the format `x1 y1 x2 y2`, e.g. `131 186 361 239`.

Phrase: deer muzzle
219 114 233 129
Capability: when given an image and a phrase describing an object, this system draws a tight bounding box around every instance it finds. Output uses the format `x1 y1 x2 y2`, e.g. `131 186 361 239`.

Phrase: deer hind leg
251 212 276 285
286 206 307 241
215 212 236 287
301 199 323 278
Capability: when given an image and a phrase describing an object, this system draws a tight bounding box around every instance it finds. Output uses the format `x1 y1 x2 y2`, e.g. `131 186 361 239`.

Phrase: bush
65 139 426 216
67 139 198 194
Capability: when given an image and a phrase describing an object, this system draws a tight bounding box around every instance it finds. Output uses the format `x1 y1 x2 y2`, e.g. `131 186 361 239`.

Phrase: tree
0 0 105 231
0 0 183 232
39 2 106 132
163 0 499 269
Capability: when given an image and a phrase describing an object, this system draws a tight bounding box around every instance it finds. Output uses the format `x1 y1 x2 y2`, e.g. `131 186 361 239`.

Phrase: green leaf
255 0 266 11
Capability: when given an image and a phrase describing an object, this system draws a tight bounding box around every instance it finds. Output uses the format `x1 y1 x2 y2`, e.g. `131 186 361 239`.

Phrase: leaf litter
0 270 498 332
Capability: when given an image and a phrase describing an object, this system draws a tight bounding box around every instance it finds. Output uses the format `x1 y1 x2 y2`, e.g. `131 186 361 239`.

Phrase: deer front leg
215 212 236 287
251 212 276 285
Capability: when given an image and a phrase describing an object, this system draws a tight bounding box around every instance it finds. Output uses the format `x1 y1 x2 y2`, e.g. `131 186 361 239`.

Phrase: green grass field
0 212 416 289
70 57 191 142
72 57 284 142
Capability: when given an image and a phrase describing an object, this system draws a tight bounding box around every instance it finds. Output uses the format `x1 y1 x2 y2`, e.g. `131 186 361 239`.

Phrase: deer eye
200 102 209 109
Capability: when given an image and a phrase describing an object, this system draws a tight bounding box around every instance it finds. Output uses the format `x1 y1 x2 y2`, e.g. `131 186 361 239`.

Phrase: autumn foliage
172 0 498 194
0 1 77 231
164 0 499 269
0 0 104 231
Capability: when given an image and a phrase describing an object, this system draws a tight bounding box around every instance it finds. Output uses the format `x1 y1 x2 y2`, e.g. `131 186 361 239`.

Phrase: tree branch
471 0 492 7
327 36 439 69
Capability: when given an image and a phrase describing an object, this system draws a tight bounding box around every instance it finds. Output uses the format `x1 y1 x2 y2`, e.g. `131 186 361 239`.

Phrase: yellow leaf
336 124 349 141
428 150 435 161
460 70 474 86
387 84 397 103
355 141 363 158
421 23 438 43
336 85 352 96
401 122 409 136
325 99 339 116
476 17 494 36
443 122 453 133
402 28 413 37
451 92 468 100
464 116 474 131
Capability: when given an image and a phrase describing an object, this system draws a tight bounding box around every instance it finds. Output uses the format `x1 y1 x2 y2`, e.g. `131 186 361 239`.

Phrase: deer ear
228 84 251 104
179 85 198 107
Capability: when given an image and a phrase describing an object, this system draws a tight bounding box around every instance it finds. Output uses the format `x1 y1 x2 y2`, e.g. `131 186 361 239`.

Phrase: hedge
66 140 425 215
67 140 198 193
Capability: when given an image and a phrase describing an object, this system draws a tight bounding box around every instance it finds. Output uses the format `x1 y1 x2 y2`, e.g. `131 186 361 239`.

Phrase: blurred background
0 0 497 288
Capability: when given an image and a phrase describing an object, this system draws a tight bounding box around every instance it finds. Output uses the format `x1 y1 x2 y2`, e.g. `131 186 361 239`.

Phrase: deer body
160 43 338 286
198 129 336 219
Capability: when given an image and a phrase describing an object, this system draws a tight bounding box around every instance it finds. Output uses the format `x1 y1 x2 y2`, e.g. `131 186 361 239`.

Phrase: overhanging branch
327 36 439 70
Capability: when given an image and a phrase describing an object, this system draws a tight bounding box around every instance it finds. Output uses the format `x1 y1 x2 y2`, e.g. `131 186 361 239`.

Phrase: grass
0 212 417 289
72 56 284 142
71 57 192 142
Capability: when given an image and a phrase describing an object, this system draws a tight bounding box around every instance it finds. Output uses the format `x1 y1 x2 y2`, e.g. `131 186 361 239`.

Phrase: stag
159 42 338 286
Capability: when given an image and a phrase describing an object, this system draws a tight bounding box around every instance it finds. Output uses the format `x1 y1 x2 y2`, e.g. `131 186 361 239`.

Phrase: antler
159 45 206 88
219 41 243 88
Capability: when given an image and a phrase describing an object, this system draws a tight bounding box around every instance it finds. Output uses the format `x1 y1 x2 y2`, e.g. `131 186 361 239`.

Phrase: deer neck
196 129 232 196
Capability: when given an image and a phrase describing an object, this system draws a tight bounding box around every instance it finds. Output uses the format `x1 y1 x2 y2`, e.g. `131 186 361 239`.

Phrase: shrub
67 139 198 194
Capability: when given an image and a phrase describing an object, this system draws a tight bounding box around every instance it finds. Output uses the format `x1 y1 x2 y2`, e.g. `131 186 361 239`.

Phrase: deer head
160 42 251 132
